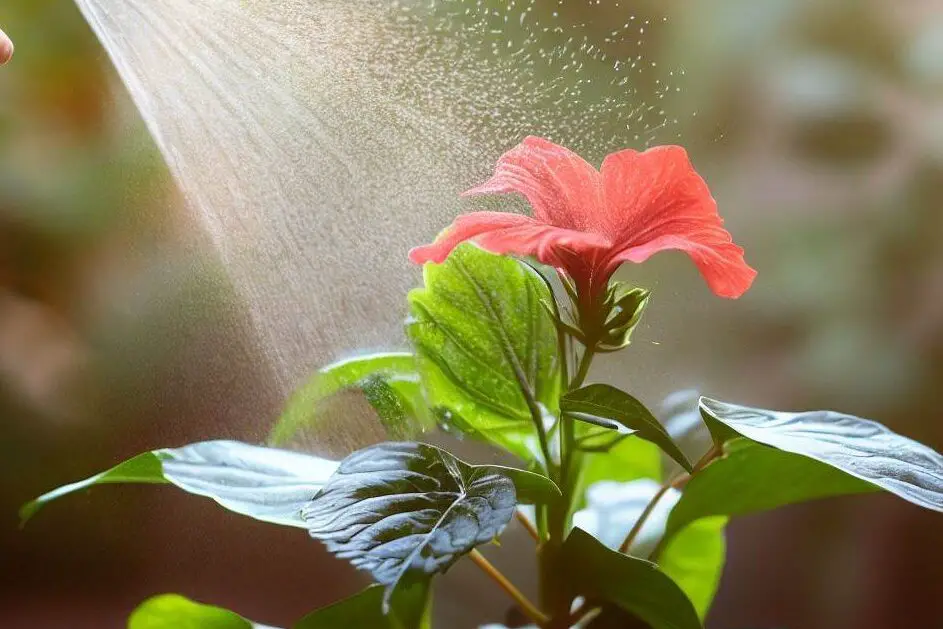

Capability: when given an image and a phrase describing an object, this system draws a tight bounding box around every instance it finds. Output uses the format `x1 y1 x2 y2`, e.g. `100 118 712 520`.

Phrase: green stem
557 323 570 395
541 339 599 628
641 444 725 561
569 346 595 390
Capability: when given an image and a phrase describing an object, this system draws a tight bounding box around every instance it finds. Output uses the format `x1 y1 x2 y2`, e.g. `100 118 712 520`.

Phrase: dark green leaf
407 244 562 461
585 606 653 629
127 594 254 629
699 397 943 512
664 439 876 543
563 385 692 472
303 442 541 606
21 441 338 527
573 478 725 619
293 579 430 629
269 352 419 445
562 528 701 629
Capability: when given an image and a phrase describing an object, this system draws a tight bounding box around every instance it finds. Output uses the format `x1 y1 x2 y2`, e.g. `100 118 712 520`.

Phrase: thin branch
469 549 550 627
645 444 725 561
516 510 540 542
617 481 672 555
692 442 723 474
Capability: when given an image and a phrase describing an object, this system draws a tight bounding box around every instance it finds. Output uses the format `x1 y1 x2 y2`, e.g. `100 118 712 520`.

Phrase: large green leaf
573 479 725 620
127 594 258 629
293 579 430 629
563 385 692 472
269 352 422 445
664 439 876 543
21 441 338 527
699 397 943 512
303 442 557 606
407 244 561 461
562 528 701 629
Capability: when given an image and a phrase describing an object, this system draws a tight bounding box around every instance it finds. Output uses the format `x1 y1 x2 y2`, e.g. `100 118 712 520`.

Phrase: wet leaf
21 441 338 527
699 397 943 512
303 442 556 606
407 244 562 461
270 352 420 445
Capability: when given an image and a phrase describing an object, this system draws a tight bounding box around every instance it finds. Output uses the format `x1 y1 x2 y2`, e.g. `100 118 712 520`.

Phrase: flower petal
408 211 609 269
601 146 756 298
463 136 604 231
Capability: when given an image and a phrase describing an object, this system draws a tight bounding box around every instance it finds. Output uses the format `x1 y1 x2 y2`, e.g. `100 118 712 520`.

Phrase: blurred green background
1 0 942 628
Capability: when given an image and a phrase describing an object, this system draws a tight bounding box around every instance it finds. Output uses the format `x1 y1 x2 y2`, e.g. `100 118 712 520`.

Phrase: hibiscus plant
22 137 943 629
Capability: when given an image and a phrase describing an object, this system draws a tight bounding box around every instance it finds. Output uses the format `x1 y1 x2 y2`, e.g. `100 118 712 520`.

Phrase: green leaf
664 439 876 544
581 436 662 484
303 442 550 606
20 452 165 524
659 516 727 620
572 479 725 620
574 436 662 512
563 385 692 472
562 528 701 629
699 397 943 512
407 244 562 461
21 441 339 527
269 352 419 445
293 578 430 629
127 594 254 629
359 375 432 440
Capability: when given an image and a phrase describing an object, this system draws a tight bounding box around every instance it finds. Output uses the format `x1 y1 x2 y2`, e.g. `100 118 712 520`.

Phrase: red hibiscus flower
409 136 756 312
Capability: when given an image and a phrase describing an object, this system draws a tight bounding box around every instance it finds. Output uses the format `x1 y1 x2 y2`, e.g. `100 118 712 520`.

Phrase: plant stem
692 442 723 474
632 444 725 561
469 549 550 627
516 510 540 542
569 346 595 390
557 323 570 394
618 481 672 554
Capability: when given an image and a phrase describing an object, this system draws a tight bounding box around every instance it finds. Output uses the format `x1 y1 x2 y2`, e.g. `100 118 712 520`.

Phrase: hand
0 27 13 65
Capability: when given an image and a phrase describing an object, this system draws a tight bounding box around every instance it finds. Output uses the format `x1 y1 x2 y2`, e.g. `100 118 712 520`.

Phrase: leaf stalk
469 549 550 627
